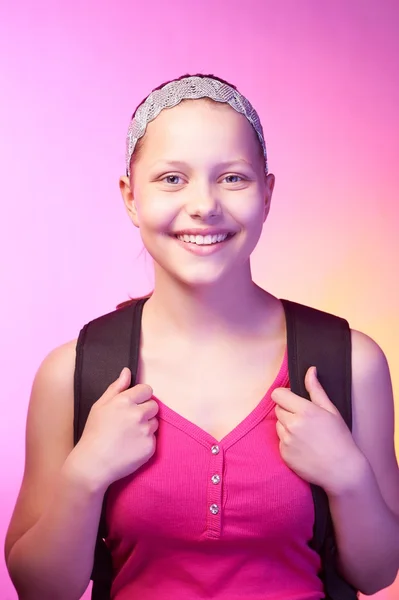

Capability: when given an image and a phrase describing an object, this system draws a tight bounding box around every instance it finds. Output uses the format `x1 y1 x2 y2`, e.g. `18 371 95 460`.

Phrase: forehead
137 99 261 162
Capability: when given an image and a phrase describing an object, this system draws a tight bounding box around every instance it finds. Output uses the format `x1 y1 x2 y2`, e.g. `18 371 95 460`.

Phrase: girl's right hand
67 367 158 491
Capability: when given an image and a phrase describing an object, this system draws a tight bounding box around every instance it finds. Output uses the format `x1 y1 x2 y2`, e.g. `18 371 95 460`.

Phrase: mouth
173 232 235 246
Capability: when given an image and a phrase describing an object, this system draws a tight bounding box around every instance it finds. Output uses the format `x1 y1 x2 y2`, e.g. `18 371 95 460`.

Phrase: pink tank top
105 351 324 599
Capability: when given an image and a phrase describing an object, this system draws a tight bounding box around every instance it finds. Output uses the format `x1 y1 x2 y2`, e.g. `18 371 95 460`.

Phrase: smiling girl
5 74 399 600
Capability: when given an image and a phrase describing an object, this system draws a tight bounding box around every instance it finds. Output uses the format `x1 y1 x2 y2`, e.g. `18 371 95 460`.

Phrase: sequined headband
125 76 268 177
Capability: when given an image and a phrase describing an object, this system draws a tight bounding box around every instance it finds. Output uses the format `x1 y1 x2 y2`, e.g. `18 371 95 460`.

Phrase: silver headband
125 76 268 176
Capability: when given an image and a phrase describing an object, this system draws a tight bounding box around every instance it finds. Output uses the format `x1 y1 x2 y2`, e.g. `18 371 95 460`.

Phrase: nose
185 184 222 221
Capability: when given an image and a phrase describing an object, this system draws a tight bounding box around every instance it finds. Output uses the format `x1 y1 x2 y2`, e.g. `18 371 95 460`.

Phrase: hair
127 72 265 177
116 293 152 310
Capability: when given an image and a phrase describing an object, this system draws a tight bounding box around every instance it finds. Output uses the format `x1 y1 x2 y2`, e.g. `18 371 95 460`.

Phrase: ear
263 173 275 222
119 175 140 228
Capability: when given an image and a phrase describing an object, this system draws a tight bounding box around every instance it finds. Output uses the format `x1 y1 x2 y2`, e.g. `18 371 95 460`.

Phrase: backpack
73 297 358 600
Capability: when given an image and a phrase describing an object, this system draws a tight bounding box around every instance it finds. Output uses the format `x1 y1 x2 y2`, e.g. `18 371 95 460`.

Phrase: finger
305 367 339 415
117 383 154 406
137 399 159 420
127 384 154 405
147 417 159 434
275 405 295 429
271 387 308 413
275 420 287 441
98 367 132 404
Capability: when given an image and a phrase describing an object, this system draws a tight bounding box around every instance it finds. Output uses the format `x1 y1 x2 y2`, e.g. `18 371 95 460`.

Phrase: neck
145 263 274 339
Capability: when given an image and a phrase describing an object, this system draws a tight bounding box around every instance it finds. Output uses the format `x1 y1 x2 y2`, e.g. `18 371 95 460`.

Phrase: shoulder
350 329 389 378
27 339 79 449
349 328 393 427
41 338 78 367
31 338 78 398
25 338 80 464
349 329 393 425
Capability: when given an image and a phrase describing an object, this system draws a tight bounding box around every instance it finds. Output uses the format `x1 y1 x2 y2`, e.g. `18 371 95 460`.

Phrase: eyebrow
149 159 255 170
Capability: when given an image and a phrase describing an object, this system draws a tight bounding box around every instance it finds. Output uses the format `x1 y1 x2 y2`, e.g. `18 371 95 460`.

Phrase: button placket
206 443 224 537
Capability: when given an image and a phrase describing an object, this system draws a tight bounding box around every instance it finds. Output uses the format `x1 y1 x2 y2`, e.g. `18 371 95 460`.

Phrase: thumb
305 367 339 415
99 367 132 403
117 367 132 388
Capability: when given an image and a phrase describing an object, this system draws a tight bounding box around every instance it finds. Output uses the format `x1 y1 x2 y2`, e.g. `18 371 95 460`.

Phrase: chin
173 259 246 290
150 235 251 289
175 271 228 290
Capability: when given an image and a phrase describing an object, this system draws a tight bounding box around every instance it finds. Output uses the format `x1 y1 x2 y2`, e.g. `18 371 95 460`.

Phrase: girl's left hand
271 366 365 496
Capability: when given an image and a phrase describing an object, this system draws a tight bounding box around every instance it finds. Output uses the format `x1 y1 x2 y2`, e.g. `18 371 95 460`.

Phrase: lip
172 232 235 256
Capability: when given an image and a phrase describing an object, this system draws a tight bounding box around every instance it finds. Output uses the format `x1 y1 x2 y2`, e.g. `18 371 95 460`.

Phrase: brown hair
116 293 151 310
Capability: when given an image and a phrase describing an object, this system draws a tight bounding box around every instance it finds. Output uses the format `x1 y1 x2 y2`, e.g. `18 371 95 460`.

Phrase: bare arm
328 330 399 594
5 340 157 600
5 342 106 600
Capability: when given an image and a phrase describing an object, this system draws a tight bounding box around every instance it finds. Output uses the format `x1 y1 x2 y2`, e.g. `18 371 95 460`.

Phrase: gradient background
1 1 398 598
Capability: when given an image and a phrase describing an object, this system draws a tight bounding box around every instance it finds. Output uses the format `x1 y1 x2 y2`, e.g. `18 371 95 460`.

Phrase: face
120 99 275 288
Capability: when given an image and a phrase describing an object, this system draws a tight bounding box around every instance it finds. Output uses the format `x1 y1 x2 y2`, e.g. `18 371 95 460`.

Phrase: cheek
231 193 266 230
135 195 176 232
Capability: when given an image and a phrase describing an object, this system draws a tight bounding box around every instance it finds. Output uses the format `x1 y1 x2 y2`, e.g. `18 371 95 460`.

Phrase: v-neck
152 349 289 450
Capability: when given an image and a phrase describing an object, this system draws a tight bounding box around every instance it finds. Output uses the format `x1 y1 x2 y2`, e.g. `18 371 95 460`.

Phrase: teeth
176 233 229 245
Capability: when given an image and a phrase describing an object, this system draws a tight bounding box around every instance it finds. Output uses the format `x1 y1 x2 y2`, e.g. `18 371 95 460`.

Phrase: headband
125 76 268 177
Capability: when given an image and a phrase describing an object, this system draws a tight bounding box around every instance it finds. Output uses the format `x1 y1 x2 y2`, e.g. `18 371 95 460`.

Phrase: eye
162 174 183 185
224 174 244 184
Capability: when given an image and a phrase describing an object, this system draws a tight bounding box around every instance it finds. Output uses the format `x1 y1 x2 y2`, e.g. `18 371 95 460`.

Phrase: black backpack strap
74 297 148 599
75 296 357 599
281 299 357 600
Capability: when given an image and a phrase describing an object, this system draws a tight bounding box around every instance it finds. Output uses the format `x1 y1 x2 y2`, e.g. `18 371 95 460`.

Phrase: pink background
1 1 398 598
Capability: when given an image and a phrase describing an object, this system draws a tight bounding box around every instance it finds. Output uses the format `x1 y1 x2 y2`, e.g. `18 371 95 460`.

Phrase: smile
175 233 232 245
171 232 236 256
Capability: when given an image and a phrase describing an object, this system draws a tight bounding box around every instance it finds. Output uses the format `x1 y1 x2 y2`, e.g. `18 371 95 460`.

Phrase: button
210 504 219 515
211 445 220 455
211 474 221 484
